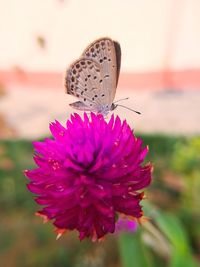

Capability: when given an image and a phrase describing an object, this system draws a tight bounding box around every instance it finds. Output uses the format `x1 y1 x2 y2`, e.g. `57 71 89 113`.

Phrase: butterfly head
97 103 117 116
111 103 117 111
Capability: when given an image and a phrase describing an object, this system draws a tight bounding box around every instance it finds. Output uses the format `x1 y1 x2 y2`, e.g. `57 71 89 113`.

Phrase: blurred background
0 0 200 266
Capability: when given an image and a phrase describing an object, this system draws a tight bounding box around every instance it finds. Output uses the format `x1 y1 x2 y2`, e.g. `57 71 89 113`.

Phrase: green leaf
170 251 199 267
155 212 189 253
118 230 153 267
155 212 199 267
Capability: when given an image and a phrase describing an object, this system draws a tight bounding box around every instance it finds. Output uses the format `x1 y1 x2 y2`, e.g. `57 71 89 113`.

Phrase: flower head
25 113 152 241
115 217 138 233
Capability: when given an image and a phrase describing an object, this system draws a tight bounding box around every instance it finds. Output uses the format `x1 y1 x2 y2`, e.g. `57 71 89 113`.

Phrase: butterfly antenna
116 104 141 115
114 97 129 104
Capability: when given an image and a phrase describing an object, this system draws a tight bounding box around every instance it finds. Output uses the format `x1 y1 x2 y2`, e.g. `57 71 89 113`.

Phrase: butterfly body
65 37 121 116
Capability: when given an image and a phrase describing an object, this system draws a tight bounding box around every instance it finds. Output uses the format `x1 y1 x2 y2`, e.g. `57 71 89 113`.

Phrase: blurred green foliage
0 135 200 267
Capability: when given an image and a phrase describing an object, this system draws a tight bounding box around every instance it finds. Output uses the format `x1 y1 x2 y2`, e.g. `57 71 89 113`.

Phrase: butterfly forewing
82 37 119 104
113 41 121 87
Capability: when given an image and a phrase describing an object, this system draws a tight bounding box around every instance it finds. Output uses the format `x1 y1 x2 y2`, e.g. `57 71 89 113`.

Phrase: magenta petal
25 112 152 241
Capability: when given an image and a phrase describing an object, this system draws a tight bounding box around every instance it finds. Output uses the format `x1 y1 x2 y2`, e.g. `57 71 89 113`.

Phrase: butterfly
65 37 121 116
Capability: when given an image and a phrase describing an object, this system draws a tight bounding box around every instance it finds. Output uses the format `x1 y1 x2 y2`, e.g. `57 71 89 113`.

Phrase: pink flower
25 113 152 241
115 218 138 233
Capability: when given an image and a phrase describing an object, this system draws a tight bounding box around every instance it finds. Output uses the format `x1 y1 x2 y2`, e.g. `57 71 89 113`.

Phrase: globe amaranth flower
115 217 138 233
24 113 152 241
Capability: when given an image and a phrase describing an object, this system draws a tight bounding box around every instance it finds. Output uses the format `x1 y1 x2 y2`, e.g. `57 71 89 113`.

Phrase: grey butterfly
65 37 121 116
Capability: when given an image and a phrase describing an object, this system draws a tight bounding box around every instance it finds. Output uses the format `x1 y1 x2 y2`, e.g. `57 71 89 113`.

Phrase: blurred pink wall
1 0 200 89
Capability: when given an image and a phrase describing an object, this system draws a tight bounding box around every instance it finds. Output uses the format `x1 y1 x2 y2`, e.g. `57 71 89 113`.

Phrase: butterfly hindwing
69 101 92 111
65 58 110 111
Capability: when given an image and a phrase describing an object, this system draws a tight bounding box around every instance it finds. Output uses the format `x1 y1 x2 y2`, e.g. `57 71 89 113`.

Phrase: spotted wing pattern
65 58 107 111
82 37 119 104
65 37 121 113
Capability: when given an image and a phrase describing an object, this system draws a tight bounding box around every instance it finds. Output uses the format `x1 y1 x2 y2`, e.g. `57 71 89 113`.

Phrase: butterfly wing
65 58 108 112
69 101 92 111
82 37 121 104
113 40 121 87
